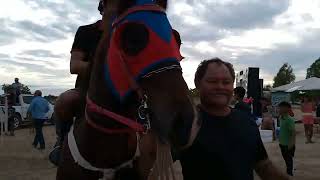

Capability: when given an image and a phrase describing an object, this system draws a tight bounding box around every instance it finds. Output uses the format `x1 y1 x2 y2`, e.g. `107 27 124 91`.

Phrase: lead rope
148 138 177 180
68 125 141 180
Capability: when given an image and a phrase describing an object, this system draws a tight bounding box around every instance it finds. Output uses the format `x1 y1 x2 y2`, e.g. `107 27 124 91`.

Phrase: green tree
2 84 32 94
273 63 296 88
306 57 320 79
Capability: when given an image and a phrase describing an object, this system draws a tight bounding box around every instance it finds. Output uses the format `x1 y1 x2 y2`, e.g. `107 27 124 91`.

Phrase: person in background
7 105 15 136
28 90 50 150
179 58 289 180
315 99 320 126
278 101 296 176
301 96 314 143
233 86 252 115
11 78 22 105
260 98 274 131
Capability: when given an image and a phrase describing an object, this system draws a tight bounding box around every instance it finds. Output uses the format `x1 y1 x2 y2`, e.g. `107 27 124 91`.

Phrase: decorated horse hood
105 1 182 101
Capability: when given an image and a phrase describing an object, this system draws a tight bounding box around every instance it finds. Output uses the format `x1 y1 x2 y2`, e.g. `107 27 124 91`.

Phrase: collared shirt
279 114 295 146
28 96 50 120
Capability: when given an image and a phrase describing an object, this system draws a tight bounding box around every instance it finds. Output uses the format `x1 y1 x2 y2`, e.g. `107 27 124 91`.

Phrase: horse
56 0 197 179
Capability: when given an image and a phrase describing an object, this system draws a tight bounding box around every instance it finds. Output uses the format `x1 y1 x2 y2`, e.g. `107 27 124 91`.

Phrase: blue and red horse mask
105 3 182 102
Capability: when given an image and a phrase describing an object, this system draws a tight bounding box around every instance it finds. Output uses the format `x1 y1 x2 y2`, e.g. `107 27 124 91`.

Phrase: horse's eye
120 23 149 56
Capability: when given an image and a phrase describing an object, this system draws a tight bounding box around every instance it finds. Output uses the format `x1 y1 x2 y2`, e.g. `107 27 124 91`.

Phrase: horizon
1 0 319 96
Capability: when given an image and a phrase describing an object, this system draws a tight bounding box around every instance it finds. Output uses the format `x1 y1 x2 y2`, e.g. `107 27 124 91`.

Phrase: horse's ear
173 29 182 47
120 23 149 56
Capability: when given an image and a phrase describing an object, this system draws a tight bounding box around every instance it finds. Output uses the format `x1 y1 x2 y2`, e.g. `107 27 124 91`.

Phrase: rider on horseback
50 0 183 167
50 0 106 166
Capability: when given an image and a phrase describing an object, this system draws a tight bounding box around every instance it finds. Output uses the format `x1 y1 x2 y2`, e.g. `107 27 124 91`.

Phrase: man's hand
288 128 296 150
288 142 295 150
255 159 290 180
288 135 295 150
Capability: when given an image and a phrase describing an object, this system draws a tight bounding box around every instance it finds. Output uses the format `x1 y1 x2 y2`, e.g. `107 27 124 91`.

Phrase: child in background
278 101 296 176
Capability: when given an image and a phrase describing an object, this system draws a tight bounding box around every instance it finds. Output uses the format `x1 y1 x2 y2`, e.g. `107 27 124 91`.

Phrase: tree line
272 57 320 88
2 57 319 99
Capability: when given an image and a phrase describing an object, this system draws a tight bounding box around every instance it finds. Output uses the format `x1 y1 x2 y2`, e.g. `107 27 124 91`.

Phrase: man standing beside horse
179 58 290 180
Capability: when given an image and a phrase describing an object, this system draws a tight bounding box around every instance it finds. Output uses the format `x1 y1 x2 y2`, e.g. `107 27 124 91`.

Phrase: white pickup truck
0 94 54 128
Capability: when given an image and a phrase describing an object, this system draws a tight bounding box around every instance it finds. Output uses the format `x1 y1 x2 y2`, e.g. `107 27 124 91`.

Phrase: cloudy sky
0 0 319 95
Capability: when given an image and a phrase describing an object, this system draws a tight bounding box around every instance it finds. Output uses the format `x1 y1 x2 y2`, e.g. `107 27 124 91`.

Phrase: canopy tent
272 77 320 93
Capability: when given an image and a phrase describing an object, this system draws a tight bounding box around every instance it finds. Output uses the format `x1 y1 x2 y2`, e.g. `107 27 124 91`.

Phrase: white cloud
0 0 58 25
0 0 320 95
217 28 299 50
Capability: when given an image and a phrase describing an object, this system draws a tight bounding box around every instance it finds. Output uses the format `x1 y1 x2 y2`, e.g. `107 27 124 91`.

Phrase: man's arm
45 101 50 113
288 119 296 149
70 51 89 75
255 159 290 180
70 27 89 75
27 100 34 113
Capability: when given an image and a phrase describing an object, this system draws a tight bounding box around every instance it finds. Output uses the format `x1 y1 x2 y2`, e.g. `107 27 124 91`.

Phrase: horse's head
112 2 194 146
102 0 196 149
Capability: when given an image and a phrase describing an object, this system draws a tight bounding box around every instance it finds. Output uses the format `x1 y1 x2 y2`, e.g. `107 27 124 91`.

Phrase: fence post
1 96 8 134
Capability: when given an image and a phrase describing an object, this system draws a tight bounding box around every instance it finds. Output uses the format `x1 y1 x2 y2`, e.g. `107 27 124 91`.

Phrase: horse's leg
56 137 102 180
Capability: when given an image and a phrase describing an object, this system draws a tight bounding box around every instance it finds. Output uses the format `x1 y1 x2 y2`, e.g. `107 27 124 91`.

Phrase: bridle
68 49 182 180
67 4 183 179
85 50 182 135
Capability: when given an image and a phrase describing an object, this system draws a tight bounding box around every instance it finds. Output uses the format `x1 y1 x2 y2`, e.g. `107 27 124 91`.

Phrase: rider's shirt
71 20 103 89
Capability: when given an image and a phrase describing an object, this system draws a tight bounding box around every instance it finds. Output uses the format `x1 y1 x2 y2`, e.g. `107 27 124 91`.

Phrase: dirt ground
0 124 319 180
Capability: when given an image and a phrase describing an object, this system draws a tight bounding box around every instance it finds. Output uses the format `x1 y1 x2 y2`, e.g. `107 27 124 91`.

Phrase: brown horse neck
75 8 139 168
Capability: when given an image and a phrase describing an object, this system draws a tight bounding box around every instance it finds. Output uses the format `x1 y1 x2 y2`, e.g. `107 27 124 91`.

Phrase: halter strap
113 4 165 27
86 96 145 133
67 125 141 180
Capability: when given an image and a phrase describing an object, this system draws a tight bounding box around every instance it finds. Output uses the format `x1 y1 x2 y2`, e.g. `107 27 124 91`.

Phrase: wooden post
4 96 8 133
1 96 8 134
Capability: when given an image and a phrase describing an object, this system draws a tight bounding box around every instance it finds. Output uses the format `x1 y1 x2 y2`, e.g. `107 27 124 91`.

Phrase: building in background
236 67 263 117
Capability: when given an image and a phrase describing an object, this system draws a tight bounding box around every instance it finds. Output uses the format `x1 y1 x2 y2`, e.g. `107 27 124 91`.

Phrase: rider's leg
50 89 82 166
54 89 82 146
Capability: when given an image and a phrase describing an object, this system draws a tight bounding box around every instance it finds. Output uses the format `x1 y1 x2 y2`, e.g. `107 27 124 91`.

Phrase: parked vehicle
0 94 54 128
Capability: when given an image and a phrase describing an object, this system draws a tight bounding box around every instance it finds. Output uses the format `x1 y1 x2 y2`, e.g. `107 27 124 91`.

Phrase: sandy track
0 124 319 180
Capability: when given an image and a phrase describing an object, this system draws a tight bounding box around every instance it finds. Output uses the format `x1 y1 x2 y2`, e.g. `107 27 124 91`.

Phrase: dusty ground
0 124 319 180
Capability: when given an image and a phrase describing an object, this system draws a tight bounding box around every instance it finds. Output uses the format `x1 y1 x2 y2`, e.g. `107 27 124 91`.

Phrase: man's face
233 92 240 101
198 63 234 108
279 106 288 115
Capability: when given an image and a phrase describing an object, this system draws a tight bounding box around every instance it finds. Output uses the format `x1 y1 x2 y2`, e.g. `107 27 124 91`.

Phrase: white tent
272 77 320 92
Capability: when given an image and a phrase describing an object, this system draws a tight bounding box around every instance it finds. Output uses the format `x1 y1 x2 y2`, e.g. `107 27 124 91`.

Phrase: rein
86 46 182 134
86 96 145 134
